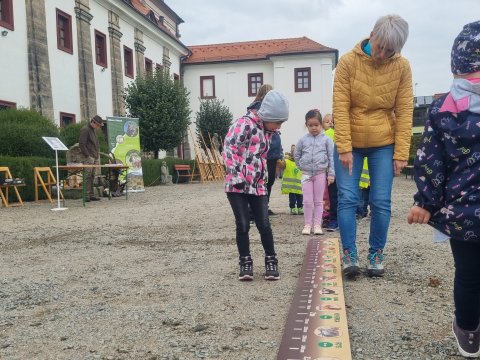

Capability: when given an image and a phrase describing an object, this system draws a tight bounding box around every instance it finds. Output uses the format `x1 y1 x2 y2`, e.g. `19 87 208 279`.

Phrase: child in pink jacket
223 90 289 281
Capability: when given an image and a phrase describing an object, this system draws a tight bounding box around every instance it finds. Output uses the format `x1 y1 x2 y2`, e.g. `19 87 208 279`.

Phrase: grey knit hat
451 21 480 75
257 90 289 122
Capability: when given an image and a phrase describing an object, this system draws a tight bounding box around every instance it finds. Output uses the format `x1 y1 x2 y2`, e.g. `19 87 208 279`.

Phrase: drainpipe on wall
179 50 192 160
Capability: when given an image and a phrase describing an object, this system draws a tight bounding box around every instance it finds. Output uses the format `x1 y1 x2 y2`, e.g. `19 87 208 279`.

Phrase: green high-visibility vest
281 159 303 194
359 157 370 189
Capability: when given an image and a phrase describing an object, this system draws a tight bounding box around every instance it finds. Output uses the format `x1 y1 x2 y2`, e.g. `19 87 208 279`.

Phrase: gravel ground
0 177 464 360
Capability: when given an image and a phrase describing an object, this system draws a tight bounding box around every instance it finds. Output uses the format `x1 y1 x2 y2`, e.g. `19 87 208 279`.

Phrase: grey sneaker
342 249 360 277
367 249 385 277
239 256 253 281
453 317 480 358
264 255 280 280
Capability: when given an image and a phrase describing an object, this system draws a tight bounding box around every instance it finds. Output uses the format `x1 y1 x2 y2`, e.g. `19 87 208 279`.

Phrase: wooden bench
404 165 414 179
173 164 198 184
0 166 25 207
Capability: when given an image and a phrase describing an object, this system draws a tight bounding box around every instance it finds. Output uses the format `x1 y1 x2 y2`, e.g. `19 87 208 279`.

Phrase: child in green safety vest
278 151 303 215
357 157 370 218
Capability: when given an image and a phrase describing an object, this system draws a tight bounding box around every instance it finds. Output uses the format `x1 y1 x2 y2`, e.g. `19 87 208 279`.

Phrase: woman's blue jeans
334 144 394 253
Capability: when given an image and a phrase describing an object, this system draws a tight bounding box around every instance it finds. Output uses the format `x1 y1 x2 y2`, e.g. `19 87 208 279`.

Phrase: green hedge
0 109 59 158
142 157 195 186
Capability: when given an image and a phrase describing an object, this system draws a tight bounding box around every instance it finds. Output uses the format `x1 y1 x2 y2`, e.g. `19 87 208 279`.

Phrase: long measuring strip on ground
277 237 352 360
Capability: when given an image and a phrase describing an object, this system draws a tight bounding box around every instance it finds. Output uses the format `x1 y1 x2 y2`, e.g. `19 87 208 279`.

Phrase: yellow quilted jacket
333 39 413 160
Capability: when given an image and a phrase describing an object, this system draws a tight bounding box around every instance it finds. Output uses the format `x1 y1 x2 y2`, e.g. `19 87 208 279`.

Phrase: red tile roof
130 0 172 35
183 37 337 64
124 0 188 53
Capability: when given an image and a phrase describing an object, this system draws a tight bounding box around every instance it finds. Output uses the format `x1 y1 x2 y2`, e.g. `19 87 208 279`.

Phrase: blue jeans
334 145 394 253
356 187 370 218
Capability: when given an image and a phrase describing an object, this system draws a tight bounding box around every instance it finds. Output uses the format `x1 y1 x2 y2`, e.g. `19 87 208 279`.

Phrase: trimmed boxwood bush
0 109 59 158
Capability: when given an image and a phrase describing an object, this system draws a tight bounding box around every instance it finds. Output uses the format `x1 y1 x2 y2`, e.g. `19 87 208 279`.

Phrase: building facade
1 1 339 159
182 37 338 154
0 0 189 126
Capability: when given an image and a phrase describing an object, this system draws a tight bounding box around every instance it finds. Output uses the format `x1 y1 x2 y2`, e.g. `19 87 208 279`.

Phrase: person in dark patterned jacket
223 90 289 281
407 21 480 358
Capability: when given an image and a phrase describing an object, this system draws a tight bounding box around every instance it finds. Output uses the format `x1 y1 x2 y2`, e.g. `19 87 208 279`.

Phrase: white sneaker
302 225 311 235
313 225 323 235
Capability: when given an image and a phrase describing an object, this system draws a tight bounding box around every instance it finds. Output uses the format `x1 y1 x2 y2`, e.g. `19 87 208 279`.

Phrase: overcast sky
168 0 478 97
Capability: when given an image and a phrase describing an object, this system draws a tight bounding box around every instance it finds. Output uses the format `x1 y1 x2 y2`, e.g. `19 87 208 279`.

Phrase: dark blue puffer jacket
267 132 283 160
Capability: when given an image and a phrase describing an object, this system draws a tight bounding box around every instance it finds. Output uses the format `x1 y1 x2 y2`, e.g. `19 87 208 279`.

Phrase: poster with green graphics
106 116 145 192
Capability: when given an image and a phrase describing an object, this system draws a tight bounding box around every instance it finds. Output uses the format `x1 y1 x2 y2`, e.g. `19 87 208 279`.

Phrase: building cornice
75 5 94 23
96 0 189 56
108 27 123 41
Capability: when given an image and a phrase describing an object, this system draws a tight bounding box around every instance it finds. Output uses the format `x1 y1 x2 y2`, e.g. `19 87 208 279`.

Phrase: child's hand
233 182 245 190
327 176 335 185
407 205 431 224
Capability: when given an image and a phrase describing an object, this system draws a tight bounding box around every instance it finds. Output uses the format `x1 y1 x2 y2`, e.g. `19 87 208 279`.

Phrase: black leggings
266 158 278 202
227 192 276 258
450 239 480 330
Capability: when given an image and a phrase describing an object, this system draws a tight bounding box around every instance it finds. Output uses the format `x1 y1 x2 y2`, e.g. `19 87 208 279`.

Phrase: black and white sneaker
239 256 253 281
453 317 480 357
264 255 280 280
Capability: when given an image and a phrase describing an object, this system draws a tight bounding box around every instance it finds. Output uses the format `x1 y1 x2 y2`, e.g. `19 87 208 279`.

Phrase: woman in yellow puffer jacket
333 14 413 278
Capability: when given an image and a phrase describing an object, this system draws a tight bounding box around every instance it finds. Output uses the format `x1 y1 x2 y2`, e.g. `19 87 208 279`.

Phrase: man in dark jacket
79 115 103 201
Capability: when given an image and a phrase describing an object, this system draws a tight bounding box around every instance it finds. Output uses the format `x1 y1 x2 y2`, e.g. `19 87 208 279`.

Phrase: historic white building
0 0 338 159
182 37 338 152
0 0 189 125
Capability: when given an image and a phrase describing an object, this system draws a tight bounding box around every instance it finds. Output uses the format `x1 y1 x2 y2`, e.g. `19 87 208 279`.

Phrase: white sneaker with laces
302 225 311 235
313 225 323 235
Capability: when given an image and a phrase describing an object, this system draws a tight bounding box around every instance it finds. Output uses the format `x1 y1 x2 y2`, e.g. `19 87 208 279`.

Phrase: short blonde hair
372 14 409 54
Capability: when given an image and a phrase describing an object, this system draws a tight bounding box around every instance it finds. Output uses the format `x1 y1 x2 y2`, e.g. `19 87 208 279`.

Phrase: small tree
195 98 232 149
124 70 191 157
